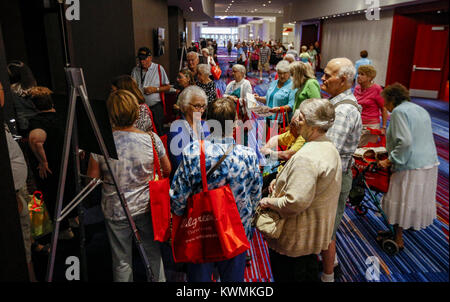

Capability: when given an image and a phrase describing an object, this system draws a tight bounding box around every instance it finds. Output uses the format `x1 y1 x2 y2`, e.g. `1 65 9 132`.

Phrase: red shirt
354 84 384 125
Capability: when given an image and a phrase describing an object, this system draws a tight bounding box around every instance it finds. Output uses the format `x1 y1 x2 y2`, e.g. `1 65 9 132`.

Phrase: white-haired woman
259 98 342 282
168 85 210 171
254 60 296 123
201 48 216 68
290 61 321 111
196 64 217 106
223 64 253 121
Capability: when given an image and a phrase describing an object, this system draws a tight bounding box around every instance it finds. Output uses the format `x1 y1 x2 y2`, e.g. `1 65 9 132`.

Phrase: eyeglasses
189 103 207 110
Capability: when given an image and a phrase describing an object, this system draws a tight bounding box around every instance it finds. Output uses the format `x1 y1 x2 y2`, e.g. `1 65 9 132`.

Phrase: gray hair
232 64 246 75
201 48 210 55
331 58 356 86
177 85 207 113
187 51 199 59
275 60 291 73
284 54 295 63
197 64 211 76
299 98 335 132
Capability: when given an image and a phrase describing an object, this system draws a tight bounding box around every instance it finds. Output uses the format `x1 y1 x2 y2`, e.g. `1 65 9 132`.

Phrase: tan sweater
267 137 342 257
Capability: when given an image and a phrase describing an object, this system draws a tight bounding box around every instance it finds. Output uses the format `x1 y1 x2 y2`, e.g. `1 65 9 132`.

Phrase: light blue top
265 78 296 122
386 101 439 172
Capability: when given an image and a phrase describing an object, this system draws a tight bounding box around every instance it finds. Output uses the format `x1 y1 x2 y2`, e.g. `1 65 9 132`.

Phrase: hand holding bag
171 140 250 263
253 204 285 240
148 131 171 242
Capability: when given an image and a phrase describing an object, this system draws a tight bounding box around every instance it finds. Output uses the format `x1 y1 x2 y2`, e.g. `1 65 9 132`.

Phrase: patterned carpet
214 47 450 282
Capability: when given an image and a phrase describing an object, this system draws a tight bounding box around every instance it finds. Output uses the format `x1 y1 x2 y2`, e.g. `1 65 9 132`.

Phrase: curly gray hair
299 98 335 132
232 64 246 75
177 85 207 113
197 64 211 76
276 60 291 73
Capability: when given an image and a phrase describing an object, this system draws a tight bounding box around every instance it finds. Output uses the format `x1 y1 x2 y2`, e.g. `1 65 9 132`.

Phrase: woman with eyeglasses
167 86 210 173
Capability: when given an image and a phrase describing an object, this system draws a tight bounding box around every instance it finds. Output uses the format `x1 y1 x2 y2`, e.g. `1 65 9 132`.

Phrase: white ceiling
215 0 289 16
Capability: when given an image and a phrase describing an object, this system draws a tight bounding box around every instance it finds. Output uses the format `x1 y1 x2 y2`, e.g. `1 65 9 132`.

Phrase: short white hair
197 64 211 76
187 51 199 59
177 85 207 112
299 98 335 132
232 64 246 75
284 54 295 62
201 48 209 55
276 60 291 73
331 57 356 86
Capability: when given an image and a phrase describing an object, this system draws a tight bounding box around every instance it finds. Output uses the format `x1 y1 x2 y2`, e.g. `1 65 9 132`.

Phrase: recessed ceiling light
263 4 266 6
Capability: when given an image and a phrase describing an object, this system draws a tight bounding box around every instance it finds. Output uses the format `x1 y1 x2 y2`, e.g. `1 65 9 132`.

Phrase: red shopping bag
148 131 171 242
211 65 222 80
146 104 168 153
171 140 250 263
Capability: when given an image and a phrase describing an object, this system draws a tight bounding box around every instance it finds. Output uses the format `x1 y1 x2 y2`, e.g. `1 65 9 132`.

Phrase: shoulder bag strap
206 144 234 179
144 103 158 135
157 64 167 115
149 131 162 180
334 99 362 113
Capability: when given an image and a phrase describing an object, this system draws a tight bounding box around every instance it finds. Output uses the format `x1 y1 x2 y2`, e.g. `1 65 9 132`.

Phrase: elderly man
186 51 200 81
320 58 362 282
131 47 170 135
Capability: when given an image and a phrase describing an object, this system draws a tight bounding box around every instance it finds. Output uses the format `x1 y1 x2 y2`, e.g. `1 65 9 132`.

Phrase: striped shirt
259 47 271 65
326 89 362 172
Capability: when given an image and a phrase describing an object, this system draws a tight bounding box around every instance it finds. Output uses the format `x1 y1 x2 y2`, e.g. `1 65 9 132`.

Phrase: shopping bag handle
199 140 234 192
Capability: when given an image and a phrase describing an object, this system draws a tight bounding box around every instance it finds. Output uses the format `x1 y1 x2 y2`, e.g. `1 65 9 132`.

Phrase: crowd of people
2 38 439 283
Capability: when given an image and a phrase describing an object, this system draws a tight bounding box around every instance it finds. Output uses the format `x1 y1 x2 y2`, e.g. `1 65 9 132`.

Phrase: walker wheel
382 239 399 255
355 206 368 216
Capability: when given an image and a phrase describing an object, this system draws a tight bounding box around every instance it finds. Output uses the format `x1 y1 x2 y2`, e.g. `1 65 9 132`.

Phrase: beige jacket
267 136 342 257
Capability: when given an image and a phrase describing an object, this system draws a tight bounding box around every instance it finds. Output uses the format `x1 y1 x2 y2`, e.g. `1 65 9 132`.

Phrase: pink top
354 84 384 125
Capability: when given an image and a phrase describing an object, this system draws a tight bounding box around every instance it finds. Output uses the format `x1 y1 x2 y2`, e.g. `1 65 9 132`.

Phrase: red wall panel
385 14 418 87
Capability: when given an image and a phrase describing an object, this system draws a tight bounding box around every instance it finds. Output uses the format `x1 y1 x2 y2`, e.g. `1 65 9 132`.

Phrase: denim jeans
105 212 166 282
186 252 246 282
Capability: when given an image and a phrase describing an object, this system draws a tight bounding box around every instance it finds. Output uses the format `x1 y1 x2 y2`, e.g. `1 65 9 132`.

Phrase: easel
179 42 188 71
45 68 154 282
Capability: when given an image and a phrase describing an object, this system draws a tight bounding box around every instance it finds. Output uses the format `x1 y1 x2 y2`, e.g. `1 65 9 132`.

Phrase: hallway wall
321 9 394 86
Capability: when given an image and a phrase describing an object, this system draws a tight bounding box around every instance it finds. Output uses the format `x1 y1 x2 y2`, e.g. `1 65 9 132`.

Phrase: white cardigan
224 79 253 119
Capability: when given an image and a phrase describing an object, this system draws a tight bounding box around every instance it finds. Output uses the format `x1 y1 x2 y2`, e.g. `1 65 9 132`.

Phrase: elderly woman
170 97 262 282
259 98 342 282
254 60 296 123
111 75 154 133
299 46 312 64
354 65 388 146
87 89 171 282
175 68 195 95
290 61 321 111
167 85 210 172
378 83 439 249
201 48 216 67
196 64 217 106
224 64 253 121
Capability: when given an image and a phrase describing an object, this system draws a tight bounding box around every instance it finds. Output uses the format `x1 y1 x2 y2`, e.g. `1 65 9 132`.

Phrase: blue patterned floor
217 47 449 282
